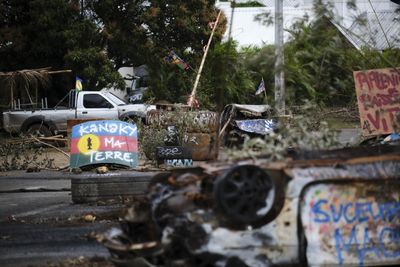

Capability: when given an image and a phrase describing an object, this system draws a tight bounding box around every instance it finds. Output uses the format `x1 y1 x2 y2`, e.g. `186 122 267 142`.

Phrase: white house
216 0 400 50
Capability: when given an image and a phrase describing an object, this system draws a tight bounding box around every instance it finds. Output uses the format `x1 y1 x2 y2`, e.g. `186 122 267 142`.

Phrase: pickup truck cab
2 90 155 136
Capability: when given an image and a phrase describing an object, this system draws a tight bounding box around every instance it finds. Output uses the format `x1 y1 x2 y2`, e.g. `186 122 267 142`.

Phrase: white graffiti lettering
89 151 134 163
78 122 137 137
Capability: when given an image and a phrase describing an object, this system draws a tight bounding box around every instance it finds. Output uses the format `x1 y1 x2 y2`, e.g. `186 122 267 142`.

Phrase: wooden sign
70 120 138 168
353 68 400 136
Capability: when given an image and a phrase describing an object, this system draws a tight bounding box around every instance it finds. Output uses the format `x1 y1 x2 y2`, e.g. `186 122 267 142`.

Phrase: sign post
353 67 400 136
70 120 138 168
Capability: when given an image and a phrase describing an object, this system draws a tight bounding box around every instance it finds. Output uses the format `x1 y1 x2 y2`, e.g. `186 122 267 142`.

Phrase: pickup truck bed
2 90 155 136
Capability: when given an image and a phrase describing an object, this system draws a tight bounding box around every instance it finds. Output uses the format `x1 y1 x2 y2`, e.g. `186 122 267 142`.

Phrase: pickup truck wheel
26 123 52 137
120 116 141 126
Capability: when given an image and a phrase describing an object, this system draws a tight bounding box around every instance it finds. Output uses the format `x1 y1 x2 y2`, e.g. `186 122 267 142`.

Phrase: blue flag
255 78 265 95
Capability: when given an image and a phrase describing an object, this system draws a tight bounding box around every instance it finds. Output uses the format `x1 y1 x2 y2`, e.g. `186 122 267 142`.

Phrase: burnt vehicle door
219 104 276 146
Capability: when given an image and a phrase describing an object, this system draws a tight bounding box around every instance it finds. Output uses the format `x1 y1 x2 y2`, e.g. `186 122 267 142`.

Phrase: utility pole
274 0 285 115
228 1 235 40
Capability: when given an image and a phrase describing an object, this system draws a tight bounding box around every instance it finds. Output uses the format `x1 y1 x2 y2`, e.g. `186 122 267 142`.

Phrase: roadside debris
0 139 56 171
96 144 400 267
219 104 276 147
96 166 109 174
83 214 96 223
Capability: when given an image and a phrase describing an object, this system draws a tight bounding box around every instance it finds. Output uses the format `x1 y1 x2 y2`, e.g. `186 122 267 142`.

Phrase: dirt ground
43 147 70 169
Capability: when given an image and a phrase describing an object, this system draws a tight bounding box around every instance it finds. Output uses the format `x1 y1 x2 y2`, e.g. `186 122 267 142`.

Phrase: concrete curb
0 170 71 180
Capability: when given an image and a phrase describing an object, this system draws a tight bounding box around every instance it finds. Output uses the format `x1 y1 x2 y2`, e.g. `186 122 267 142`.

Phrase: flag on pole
255 78 265 95
165 51 190 70
75 76 83 91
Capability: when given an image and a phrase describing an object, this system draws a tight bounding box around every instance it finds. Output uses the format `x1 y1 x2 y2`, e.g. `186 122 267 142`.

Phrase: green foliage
0 0 123 91
242 45 275 104
64 48 125 90
88 0 226 102
283 16 358 105
244 0 400 109
2 0 399 110
198 40 256 111
139 124 167 161
250 1 400 107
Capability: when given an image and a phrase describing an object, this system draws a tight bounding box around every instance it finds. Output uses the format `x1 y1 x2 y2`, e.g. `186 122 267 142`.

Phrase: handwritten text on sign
302 183 400 267
70 120 138 168
353 68 400 136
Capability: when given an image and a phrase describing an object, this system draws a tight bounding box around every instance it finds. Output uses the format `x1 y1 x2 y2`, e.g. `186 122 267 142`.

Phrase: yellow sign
77 134 100 155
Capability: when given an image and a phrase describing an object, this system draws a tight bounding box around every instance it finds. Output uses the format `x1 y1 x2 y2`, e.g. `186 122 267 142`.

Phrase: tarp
228 104 272 115
235 119 275 135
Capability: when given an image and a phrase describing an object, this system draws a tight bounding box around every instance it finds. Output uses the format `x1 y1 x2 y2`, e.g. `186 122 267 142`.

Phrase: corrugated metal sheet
333 10 400 50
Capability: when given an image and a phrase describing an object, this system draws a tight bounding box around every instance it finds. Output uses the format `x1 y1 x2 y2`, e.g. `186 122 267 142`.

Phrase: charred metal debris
95 145 400 267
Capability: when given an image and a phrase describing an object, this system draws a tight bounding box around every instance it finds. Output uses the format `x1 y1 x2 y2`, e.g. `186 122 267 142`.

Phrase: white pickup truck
2 90 155 136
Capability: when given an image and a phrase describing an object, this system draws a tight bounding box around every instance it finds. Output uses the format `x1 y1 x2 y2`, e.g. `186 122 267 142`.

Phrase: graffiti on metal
146 110 218 133
235 119 275 135
353 67 400 136
164 159 193 167
164 125 179 145
301 182 400 267
70 120 138 168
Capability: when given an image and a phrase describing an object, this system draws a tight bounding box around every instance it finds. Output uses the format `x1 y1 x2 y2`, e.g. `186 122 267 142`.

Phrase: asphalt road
0 171 122 267
0 222 112 267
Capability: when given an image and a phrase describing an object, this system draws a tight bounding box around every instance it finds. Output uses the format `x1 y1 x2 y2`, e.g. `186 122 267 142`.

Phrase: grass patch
325 117 360 130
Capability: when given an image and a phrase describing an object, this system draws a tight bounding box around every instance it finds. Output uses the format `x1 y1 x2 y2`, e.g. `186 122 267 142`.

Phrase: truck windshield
105 93 127 106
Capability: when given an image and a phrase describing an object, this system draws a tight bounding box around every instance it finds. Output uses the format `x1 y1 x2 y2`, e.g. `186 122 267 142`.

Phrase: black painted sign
156 146 192 160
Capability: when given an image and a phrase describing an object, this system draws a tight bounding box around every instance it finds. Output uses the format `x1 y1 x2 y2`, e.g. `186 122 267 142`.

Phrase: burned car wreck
96 145 400 267
219 104 276 146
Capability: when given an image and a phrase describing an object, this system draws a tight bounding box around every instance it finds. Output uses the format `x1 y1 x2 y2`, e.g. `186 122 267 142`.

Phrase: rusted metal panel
286 161 400 182
183 132 218 161
300 182 400 267
287 145 400 162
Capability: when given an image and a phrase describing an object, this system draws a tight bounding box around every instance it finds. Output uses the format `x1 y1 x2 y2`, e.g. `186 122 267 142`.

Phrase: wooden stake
188 10 222 107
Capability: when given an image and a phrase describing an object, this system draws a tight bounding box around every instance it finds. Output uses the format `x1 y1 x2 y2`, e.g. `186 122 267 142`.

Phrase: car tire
71 171 156 203
26 123 52 137
213 165 278 229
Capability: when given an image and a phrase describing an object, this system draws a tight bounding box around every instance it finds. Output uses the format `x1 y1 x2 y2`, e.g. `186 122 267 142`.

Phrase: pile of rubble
95 163 280 267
